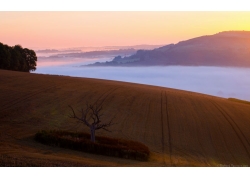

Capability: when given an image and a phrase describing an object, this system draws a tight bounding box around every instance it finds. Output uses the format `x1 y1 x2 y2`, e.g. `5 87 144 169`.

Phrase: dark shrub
35 130 149 161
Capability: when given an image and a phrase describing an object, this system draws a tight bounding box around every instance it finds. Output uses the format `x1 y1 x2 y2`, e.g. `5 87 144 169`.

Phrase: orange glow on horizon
1 11 250 49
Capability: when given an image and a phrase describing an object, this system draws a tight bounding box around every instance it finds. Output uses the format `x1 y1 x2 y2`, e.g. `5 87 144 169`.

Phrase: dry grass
1 69 250 167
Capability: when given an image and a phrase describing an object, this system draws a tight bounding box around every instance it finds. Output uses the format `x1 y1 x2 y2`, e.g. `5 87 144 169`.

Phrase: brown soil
0 69 250 166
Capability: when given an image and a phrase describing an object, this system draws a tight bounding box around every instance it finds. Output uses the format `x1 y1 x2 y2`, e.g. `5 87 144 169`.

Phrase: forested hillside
89 31 250 67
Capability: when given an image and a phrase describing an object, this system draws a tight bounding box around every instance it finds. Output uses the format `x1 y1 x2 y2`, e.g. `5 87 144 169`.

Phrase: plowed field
0 69 250 166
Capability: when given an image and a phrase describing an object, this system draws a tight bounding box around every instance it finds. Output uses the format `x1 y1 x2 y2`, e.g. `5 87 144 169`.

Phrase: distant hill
36 49 60 53
88 31 250 67
48 49 137 59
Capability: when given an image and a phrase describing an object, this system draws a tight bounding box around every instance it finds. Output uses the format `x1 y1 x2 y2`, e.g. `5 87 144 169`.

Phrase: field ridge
1 69 250 166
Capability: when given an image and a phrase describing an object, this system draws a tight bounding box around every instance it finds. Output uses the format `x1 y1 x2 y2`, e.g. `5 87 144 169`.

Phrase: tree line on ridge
0 42 37 72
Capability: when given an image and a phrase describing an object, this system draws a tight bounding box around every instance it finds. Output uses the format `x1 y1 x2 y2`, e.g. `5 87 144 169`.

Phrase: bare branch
68 105 80 120
96 119 115 130
68 105 91 127
68 101 116 142
89 104 103 124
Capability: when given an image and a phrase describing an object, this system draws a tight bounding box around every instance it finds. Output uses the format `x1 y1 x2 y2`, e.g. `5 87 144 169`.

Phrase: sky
1 11 250 49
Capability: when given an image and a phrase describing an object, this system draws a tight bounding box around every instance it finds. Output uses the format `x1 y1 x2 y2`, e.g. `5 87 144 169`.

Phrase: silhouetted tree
11 45 22 71
0 43 11 69
69 102 115 143
0 42 37 72
23 48 37 72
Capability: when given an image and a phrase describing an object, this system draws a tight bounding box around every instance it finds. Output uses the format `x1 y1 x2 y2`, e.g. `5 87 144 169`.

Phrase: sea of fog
33 57 250 101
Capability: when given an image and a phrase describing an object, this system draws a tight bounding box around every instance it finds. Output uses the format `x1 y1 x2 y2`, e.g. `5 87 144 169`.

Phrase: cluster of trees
0 42 37 72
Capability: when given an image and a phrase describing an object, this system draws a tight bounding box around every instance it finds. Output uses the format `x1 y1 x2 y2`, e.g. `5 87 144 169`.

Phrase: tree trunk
90 126 95 143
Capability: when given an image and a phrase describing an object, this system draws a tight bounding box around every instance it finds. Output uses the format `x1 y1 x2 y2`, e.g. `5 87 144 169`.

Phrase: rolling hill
89 31 250 67
1 69 250 166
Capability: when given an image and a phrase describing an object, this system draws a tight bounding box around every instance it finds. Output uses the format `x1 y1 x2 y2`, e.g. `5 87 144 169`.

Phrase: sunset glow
1 11 250 49
2 2 250 170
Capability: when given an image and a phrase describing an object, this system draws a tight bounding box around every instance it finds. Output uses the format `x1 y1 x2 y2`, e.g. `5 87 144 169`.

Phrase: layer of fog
36 57 110 67
35 44 163 58
34 58 250 101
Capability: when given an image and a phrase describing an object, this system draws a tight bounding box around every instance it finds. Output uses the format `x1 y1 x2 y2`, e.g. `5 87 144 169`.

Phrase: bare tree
68 103 114 143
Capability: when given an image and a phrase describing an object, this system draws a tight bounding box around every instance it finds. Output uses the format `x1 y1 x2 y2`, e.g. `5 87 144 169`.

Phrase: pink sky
1 11 250 49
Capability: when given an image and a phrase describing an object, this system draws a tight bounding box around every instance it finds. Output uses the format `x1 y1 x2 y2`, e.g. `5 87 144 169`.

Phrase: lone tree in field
68 103 114 143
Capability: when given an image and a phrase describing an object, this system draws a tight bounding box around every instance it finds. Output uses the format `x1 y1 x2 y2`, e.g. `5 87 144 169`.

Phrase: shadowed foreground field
0 69 250 166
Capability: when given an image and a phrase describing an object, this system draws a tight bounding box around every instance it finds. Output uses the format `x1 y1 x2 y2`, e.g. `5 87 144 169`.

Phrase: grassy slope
0 69 250 166
228 98 250 106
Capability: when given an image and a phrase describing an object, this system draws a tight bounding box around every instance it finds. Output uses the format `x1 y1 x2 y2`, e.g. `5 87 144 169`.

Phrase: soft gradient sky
1 11 250 49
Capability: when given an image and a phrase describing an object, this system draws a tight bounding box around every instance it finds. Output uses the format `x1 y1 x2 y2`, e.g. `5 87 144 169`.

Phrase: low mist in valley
33 57 250 101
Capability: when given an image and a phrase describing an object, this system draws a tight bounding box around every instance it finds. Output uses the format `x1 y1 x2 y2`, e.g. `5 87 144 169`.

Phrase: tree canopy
0 42 37 72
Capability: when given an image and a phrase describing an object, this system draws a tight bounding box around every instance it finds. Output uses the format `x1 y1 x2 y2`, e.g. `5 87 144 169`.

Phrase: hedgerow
35 130 150 161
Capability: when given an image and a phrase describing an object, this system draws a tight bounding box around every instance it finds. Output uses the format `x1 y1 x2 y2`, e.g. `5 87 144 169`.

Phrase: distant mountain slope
88 31 250 67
